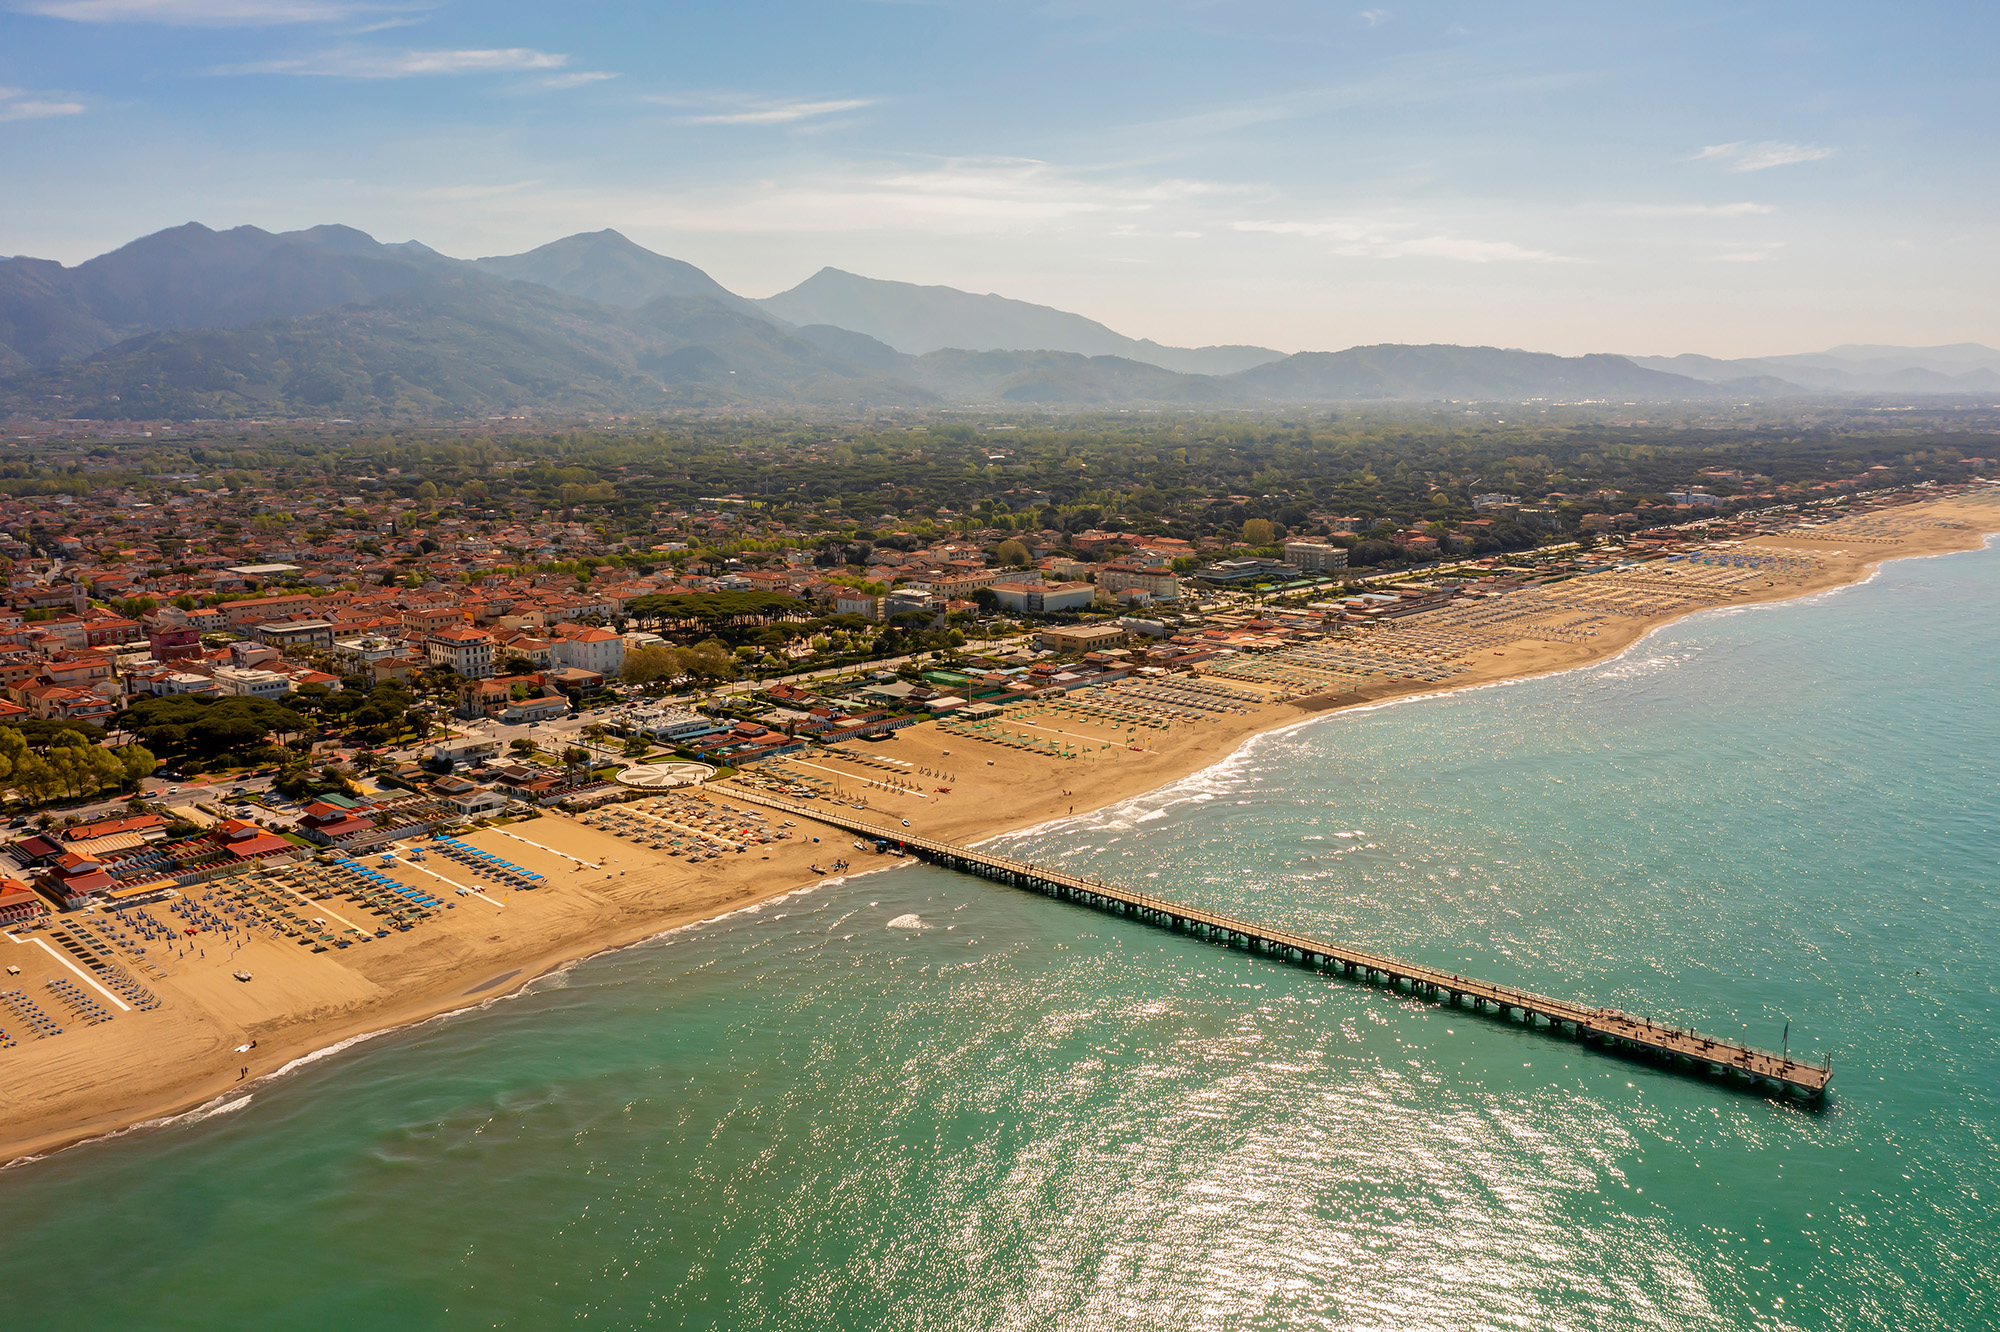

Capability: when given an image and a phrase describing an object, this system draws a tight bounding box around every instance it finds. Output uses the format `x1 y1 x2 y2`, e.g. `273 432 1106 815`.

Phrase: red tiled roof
65 813 168 841
223 832 294 859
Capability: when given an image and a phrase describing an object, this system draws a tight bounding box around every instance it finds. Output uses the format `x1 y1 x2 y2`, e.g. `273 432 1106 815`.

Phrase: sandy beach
5 493 1996 1167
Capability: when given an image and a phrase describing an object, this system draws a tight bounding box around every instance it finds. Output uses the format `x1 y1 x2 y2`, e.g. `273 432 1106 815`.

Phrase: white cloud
1234 218 1580 262
1382 235 1577 263
17 0 387 22
416 179 541 201
1356 8 1389 25
1612 202 1777 217
0 99 86 121
1710 242 1786 263
536 71 618 91
651 97 877 127
1235 218 1377 241
1692 140 1834 172
418 158 1227 242
220 47 571 77
0 88 84 121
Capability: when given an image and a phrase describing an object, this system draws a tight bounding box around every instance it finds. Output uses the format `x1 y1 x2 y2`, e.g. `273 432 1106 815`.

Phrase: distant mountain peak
469 231 769 318
757 267 1284 375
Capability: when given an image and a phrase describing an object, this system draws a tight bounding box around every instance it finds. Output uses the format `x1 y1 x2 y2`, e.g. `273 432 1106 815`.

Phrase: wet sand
4 493 1995 1166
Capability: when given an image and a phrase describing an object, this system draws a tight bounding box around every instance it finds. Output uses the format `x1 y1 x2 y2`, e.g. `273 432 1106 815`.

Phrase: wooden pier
721 789 1833 1101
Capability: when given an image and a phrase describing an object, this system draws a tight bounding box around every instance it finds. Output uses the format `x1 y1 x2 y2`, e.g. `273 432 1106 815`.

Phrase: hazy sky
3 1 1994 357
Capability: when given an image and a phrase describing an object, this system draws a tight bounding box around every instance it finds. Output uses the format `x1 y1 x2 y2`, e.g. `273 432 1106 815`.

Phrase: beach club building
211 818 298 864
0 874 47 924
1038 623 1130 655
44 849 117 909
296 795 454 853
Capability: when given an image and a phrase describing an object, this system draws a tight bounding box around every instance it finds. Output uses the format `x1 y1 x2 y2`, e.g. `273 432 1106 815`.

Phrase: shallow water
3 543 1996 1330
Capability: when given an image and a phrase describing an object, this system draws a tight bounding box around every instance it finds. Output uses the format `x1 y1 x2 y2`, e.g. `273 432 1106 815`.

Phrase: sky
2 0 1995 357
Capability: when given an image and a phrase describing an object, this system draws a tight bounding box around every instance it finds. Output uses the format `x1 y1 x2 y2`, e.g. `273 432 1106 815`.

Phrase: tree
509 737 539 758
995 539 1029 567
499 654 541 677
116 695 311 761
681 643 737 685
620 644 680 686
115 744 158 785
1 719 107 752
1242 518 1276 546
561 746 590 770
14 754 59 804
289 682 332 715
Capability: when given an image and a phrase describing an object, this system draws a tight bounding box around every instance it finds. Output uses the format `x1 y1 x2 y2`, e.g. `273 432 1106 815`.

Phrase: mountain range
758 267 1282 376
1625 346 2000 395
1 222 1991 419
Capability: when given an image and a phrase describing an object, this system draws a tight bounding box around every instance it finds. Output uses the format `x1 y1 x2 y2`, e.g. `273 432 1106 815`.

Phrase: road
23 631 1027 830
697 632 1033 704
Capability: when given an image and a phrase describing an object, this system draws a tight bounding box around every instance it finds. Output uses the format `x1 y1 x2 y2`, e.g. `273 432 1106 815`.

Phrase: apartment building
426 627 496 679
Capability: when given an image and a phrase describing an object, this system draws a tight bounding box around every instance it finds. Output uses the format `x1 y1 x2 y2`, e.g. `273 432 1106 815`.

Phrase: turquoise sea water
3 543 1996 1331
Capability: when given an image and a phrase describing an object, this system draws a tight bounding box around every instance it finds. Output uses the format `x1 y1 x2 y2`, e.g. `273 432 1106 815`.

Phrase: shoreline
7 496 1998 1170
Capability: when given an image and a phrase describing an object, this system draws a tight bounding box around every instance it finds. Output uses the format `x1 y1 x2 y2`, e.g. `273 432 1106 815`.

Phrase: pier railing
715 788 1832 1100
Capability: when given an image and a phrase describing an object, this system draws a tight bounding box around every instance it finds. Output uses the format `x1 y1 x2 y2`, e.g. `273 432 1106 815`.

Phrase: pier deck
721 789 1832 1100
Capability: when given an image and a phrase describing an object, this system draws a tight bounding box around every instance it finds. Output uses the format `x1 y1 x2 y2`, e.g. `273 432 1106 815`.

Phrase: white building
1095 562 1181 602
332 636 406 668
434 736 501 767
554 626 625 676
440 783 514 815
625 705 724 743
427 627 495 679
494 633 557 668
500 694 569 723
1282 542 1349 574
210 666 293 699
992 580 1096 613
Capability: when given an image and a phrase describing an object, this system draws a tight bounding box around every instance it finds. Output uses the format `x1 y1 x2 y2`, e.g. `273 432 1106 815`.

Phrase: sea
3 540 1996 1331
